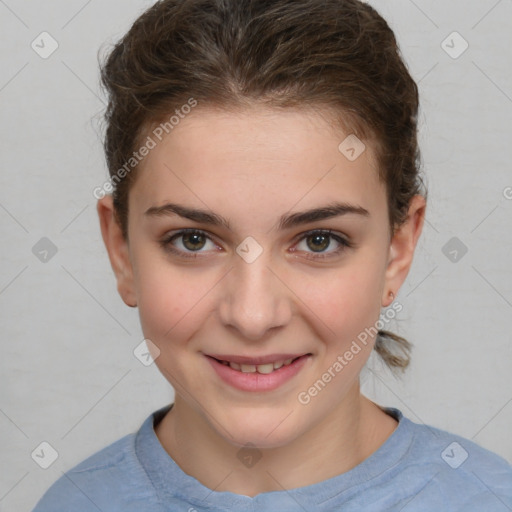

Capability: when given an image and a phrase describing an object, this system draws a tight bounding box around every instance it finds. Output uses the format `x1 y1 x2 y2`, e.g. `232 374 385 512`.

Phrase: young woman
33 0 512 510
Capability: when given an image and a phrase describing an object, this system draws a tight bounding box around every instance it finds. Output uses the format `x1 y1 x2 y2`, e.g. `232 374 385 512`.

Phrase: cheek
135 264 211 388
295 260 384 346
133 255 207 346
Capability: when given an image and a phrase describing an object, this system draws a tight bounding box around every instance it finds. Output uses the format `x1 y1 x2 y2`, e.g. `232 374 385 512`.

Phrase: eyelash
159 228 353 261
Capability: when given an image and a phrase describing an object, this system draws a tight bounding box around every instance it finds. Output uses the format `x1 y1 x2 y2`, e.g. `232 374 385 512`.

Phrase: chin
218 407 304 450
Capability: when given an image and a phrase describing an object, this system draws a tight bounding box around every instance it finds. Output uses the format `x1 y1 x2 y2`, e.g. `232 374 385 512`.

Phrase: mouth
206 354 309 374
205 352 312 391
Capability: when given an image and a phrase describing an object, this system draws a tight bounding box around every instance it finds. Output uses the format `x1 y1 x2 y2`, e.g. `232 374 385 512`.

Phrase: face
99 105 424 448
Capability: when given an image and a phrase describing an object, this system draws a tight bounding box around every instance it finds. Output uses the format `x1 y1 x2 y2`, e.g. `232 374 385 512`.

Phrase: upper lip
205 353 310 365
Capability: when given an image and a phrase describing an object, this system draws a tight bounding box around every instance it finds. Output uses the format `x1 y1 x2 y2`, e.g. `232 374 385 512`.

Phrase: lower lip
206 355 310 392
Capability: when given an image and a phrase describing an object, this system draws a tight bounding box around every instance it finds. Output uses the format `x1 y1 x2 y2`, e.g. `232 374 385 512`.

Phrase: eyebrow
144 201 370 230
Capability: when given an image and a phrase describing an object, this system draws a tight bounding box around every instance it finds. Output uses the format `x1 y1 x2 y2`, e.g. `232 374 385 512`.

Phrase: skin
98 105 426 496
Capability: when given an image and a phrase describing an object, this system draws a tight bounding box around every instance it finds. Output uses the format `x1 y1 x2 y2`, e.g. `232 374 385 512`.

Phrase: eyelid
291 228 348 245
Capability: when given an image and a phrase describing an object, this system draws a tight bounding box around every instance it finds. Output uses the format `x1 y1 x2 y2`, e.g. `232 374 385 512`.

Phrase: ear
97 195 137 307
382 194 426 307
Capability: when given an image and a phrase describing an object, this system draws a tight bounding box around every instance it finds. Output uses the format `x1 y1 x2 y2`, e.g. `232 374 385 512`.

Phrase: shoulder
393 410 512 510
31 433 160 512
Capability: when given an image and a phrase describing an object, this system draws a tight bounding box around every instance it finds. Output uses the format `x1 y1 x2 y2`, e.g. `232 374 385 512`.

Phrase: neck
155 385 397 496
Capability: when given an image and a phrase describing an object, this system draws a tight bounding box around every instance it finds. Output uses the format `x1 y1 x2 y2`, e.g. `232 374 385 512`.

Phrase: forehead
130 106 386 219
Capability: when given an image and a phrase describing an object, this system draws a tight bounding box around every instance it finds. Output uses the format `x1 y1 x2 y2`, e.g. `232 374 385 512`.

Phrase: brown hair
99 0 427 372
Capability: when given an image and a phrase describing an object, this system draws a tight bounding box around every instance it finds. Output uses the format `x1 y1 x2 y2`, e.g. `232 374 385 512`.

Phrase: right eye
159 229 220 258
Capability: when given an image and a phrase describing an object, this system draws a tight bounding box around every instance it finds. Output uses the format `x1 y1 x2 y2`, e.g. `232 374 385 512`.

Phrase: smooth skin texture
98 106 426 496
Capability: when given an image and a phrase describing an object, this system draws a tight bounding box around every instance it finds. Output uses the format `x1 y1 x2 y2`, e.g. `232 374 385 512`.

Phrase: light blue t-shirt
32 403 512 511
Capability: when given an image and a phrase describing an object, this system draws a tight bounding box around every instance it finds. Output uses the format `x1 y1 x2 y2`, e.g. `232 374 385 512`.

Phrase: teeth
256 363 274 374
226 357 299 373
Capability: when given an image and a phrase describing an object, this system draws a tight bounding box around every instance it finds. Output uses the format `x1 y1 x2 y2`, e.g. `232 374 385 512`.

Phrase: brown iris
182 232 206 251
306 233 330 252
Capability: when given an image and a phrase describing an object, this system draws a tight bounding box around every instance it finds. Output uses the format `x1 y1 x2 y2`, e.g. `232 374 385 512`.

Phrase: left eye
292 229 351 259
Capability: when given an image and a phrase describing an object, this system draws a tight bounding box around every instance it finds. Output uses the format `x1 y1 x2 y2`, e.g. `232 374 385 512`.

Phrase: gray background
1 0 511 510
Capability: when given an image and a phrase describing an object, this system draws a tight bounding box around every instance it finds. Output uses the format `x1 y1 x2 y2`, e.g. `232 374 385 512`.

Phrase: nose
218 250 293 341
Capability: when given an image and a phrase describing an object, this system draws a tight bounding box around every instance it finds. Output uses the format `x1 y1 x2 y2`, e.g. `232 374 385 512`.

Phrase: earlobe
97 196 137 308
382 195 426 307
383 290 395 308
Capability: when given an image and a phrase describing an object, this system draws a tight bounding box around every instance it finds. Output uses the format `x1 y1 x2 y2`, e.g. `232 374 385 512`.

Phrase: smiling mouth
208 355 310 374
